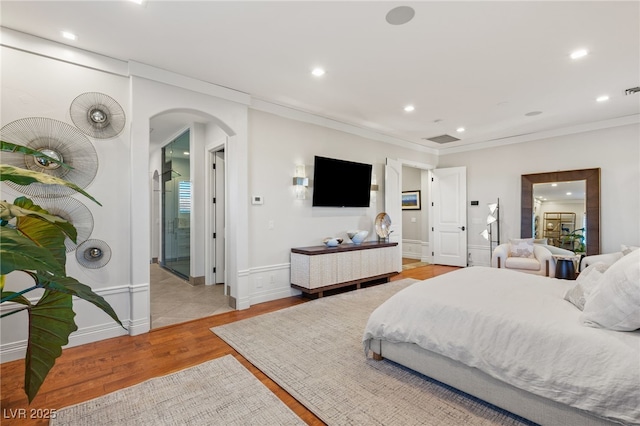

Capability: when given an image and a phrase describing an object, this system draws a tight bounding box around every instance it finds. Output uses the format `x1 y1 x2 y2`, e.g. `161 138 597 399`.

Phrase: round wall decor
76 239 112 269
70 92 126 139
0 117 98 197
30 196 94 253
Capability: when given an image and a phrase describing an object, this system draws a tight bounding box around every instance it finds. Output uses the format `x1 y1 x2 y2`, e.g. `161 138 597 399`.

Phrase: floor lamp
480 198 500 262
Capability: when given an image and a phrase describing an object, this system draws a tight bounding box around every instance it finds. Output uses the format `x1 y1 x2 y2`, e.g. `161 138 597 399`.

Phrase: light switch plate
252 195 263 205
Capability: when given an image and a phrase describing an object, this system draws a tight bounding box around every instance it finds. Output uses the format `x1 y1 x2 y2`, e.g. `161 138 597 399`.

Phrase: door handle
459 226 466 231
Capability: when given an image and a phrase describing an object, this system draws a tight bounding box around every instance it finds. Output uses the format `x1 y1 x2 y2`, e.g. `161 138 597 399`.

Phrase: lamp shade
487 215 497 225
488 203 498 214
480 229 489 240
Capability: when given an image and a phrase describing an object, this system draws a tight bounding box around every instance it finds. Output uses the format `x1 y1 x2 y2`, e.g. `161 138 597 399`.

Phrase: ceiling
1 1 639 152
533 180 585 202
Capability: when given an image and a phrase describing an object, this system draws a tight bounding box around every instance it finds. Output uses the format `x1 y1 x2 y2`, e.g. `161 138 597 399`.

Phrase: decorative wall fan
76 239 112 269
70 92 125 139
0 117 98 197
30 196 94 253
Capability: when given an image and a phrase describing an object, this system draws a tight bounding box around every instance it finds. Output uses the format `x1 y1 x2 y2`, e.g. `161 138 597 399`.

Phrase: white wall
438 123 640 265
245 110 438 304
0 46 133 359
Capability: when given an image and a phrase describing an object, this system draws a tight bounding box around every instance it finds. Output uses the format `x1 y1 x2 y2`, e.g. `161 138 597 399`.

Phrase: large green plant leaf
0 290 31 307
25 290 77 402
0 164 101 206
0 227 64 276
13 198 74 267
41 275 124 328
0 199 77 240
1 141 71 169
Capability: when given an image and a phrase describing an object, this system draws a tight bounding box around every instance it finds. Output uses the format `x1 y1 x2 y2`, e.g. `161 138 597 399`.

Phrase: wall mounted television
312 155 372 207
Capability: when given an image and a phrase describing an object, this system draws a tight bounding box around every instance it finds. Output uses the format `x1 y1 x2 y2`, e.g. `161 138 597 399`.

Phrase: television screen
312 156 372 207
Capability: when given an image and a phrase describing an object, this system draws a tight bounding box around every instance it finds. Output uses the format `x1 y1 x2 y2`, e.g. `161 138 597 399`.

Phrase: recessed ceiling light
61 31 77 41
456 127 465 133
404 105 415 112
551 183 558 187
570 49 589 60
566 192 572 196
311 68 326 77
183 151 190 156
386 6 415 25
596 95 609 102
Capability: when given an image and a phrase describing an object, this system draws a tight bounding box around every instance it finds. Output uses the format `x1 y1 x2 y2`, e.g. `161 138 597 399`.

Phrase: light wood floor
0 264 458 426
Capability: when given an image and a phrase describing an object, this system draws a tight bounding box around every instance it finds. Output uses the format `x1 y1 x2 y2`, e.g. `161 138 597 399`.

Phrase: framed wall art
402 190 421 210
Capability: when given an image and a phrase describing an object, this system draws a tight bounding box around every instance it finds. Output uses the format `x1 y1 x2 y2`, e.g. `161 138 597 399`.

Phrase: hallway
150 264 233 328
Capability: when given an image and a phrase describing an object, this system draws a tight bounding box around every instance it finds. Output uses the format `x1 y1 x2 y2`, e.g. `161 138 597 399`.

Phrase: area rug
50 354 305 426
212 279 534 426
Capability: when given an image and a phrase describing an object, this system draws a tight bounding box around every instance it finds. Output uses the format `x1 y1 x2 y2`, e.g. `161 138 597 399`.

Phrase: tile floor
150 263 233 329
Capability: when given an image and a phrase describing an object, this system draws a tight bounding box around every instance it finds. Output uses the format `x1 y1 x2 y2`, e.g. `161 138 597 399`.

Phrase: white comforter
362 267 640 425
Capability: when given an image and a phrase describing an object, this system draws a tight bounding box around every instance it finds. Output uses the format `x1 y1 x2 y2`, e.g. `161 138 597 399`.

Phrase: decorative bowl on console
347 230 369 244
323 237 343 247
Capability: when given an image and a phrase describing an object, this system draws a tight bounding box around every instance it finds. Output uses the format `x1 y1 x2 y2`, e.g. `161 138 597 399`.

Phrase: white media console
290 241 399 297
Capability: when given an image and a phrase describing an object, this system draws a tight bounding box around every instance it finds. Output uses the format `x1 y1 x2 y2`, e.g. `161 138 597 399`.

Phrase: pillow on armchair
508 238 535 258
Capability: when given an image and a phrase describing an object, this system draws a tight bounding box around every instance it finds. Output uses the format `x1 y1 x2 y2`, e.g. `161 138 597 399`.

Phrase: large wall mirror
521 168 600 255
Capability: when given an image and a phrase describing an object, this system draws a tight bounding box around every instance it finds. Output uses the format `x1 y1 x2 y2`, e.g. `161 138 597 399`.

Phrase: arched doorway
128 74 250 337
148 110 231 328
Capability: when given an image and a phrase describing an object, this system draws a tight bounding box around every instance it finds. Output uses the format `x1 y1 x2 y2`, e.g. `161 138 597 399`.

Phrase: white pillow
580 249 640 331
564 262 609 310
509 238 535 258
621 244 639 256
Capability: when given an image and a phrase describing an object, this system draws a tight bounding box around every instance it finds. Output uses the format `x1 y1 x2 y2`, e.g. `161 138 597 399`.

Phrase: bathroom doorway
161 130 191 279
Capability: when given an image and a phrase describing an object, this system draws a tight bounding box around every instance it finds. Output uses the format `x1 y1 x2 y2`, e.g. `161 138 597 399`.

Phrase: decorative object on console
69 92 126 139
348 230 369 244
292 164 309 200
0 117 99 197
375 212 392 242
401 190 421 210
480 198 500 261
76 239 112 269
30 196 94 253
323 237 343 247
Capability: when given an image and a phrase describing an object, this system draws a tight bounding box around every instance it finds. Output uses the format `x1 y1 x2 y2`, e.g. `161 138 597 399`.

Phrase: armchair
579 245 638 271
492 241 555 277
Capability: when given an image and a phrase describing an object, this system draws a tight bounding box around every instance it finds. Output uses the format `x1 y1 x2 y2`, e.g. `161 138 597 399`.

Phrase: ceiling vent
624 86 640 95
423 134 460 144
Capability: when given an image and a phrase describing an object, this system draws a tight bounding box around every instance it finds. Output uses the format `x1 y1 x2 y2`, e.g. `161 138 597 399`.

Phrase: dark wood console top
291 241 398 255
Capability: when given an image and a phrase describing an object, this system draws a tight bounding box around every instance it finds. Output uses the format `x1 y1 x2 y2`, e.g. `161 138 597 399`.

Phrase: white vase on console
347 230 369 245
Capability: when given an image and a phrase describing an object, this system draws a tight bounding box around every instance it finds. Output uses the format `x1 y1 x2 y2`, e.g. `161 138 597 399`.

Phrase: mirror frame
521 168 600 255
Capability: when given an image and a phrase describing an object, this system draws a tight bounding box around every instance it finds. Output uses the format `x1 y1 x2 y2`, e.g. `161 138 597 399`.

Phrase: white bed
363 267 640 425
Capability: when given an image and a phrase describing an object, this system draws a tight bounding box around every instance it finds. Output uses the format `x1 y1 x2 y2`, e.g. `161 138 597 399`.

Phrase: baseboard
468 244 491 267
189 275 205 286
1 284 137 363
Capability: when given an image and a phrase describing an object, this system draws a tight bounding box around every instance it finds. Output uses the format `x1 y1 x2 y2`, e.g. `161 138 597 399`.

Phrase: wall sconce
370 171 379 191
480 198 500 261
293 164 309 199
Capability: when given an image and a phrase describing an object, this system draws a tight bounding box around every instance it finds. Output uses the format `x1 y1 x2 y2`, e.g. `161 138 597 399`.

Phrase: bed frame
369 339 619 426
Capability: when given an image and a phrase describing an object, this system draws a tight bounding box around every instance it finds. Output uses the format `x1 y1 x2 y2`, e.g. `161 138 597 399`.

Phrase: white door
208 147 227 288
432 167 467 267
385 158 402 272
212 150 226 286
